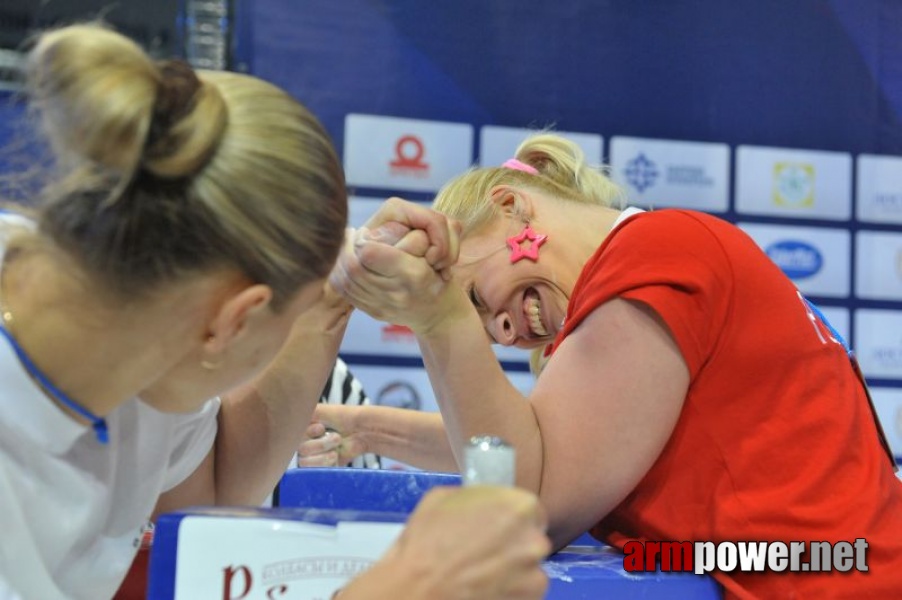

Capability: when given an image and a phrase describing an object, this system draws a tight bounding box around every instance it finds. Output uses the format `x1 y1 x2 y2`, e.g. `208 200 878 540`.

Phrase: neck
564 204 625 266
0 244 204 422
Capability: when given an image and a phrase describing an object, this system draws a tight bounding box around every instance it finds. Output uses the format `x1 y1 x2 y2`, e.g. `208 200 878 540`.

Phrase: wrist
412 284 472 338
347 404 374 455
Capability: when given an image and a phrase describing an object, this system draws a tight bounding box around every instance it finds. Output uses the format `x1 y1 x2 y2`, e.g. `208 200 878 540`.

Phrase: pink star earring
507 224 548 263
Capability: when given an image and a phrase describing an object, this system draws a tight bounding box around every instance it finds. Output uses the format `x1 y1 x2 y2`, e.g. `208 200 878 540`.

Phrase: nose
488 310 517 346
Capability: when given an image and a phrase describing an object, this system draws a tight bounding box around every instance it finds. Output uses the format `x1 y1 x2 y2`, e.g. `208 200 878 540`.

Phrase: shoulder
583 209 733 279
611 209 729 243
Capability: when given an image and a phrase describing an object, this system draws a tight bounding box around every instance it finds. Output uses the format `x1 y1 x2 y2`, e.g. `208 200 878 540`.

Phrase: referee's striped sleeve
321 358 381 469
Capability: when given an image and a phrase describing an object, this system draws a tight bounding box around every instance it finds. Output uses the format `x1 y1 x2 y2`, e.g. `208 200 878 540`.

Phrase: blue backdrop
1 2 901 451
249 0 902 160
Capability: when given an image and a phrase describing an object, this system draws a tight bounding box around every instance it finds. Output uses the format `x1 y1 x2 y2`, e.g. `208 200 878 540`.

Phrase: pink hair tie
501 158 538 175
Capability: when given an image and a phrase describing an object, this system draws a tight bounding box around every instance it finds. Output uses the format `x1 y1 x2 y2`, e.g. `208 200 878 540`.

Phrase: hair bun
141 61 227 179
146 60 201 153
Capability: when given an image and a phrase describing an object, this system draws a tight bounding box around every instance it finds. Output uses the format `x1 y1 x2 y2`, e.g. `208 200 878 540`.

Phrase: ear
204 284 274 352
488 185 534 221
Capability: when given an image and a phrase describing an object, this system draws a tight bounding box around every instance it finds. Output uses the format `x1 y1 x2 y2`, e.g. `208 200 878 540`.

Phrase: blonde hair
528 345 552 378
21 23 346 308
433 132 624 235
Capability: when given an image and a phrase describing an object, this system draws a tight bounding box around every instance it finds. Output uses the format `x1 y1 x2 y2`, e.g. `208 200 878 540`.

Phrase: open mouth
523 288 548 337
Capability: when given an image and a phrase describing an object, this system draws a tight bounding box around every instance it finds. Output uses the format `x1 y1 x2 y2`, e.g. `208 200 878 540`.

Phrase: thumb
364 222 411 245
305 422 326 439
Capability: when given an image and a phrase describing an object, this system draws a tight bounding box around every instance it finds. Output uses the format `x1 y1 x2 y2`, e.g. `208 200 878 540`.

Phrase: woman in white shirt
0 22 548 600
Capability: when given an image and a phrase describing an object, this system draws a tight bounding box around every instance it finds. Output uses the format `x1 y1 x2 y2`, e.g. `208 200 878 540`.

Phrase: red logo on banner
222 564 253 599
389 135 429 177
381 323 416 342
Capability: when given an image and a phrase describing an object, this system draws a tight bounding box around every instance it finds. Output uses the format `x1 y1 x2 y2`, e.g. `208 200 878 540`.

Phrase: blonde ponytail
514 134 624 209
433 131 625 235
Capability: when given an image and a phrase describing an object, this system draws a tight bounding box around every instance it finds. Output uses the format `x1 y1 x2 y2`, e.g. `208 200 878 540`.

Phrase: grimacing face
452 220 573 350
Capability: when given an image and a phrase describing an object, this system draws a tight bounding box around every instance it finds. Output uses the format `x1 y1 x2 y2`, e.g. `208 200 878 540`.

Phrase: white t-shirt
0 214 220 599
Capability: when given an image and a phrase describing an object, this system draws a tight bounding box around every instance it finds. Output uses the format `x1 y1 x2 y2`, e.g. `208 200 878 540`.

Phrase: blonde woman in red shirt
327 133 902 599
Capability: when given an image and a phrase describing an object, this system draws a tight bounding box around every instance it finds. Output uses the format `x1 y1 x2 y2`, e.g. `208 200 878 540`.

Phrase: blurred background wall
1 0 901 464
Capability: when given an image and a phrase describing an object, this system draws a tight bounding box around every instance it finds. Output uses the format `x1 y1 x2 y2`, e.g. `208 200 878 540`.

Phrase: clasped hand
329 197 466 333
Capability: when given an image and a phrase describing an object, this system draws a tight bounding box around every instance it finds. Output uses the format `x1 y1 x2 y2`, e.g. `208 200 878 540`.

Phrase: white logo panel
855 230 902 301
344 114 473 193
610 137 729 212
856 154 902 225
855 310 902 379
349 364 536 416
479 126 602 167
174 516 402 599
340 312 422 359
871 388 902 458
738 223 850 298
735 146 852 220
340 311 531 362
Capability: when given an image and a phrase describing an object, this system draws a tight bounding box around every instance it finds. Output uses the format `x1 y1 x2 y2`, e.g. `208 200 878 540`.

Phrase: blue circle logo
765 240 823 279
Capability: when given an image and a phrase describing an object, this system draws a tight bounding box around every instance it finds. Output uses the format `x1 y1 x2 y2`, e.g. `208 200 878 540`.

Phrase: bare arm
416 297 688 548
156 212 443 510
156 283 351 511
299 404 457 472
332 203 688 549
332 237 542 483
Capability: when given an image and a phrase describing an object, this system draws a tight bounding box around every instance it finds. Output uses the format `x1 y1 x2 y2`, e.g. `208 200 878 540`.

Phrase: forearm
214 315 349 505
355 405 456 472
415 296 544 492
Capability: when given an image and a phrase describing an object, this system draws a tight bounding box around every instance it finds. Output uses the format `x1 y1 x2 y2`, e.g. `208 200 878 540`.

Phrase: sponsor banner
856 154 902 225
348 364 537 471
340 312 422 358
340 307 531 364
871 388 902 458
816 306 850 346
352 364 440 415
344 114 474 193
735 146 852 220
738 223 850 298
855 230 902 301
174 516 403 599
609 137 729 212
854 310 902 379
479 125 603 167
349 364 536 416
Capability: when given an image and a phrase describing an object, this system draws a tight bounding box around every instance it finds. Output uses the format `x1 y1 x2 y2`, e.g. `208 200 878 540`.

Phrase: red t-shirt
551 209 902 598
